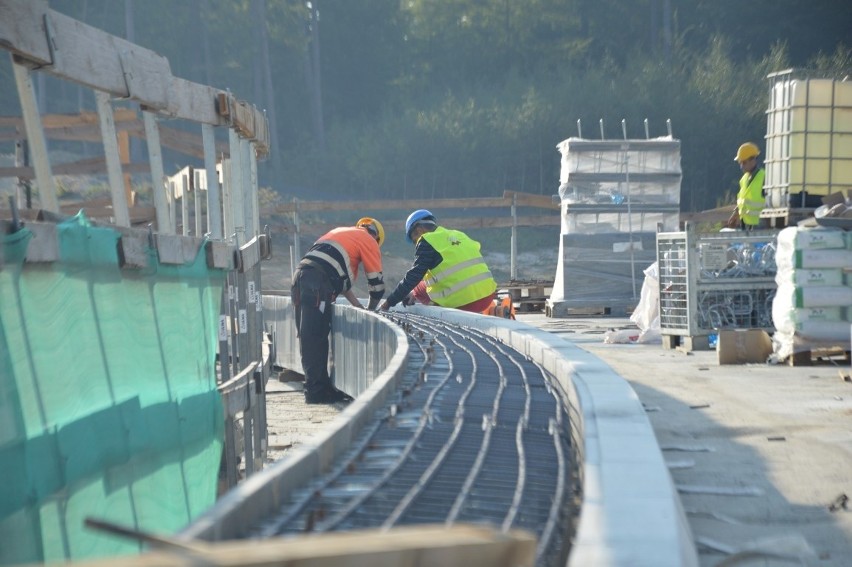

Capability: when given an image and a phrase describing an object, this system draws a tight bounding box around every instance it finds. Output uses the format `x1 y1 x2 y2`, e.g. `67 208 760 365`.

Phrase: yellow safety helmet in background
734 142 760 162
356 217 385 247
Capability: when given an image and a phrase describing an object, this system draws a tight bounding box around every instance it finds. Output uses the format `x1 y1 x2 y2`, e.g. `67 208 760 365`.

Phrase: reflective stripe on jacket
421 227 496 308
737 168 765 226
299 226 384 302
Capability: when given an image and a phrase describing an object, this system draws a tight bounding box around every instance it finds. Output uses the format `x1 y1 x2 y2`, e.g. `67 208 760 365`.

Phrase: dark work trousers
291 265 336 397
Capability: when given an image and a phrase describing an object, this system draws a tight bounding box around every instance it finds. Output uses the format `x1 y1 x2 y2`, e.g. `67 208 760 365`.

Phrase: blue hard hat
405 209 436 243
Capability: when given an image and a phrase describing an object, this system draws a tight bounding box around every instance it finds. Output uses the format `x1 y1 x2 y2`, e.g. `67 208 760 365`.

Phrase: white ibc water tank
765 71 852 207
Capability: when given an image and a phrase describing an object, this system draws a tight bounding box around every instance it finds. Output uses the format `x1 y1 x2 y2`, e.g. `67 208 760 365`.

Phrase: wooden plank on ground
66 524 537 567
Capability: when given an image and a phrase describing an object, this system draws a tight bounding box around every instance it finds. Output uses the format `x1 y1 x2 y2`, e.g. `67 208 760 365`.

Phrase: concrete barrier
261 294 399 398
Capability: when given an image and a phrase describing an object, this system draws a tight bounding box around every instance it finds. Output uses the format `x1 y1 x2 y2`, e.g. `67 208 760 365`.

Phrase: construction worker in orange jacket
291 218 385 404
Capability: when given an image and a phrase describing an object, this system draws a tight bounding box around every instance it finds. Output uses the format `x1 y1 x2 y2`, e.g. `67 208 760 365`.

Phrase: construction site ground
261 312 852 566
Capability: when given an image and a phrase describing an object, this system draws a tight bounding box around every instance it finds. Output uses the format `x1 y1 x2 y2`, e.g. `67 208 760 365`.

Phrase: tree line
1 0 850 213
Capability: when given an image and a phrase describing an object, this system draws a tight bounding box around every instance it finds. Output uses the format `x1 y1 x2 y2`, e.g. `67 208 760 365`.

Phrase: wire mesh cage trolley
656 224 778 350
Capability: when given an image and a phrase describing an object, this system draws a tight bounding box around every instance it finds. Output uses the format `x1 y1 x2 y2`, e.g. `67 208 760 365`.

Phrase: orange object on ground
482 296 515 319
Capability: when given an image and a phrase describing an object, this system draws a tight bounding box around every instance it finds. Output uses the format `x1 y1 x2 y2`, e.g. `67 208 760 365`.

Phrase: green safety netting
0 212 226 565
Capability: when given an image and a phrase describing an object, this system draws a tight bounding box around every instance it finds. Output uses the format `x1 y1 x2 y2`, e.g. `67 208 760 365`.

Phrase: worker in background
379 209 496 313
291 218 385 404
726 142 766 230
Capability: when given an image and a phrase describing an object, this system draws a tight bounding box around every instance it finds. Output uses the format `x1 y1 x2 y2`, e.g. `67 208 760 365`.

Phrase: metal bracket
117 50 133 99
259 224 273 260
42 13 59 68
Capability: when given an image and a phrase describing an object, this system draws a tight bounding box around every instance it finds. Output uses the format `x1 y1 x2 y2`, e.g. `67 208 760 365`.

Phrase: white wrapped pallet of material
549 134 682 316
775 267 848 287
776 225 850 250
774 227 852 270
772 225 852 359
778 249 852 270
777 285 852 309
555 137 682 208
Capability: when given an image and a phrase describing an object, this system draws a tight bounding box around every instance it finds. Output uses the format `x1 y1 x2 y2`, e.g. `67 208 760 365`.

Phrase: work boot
305 387 353 405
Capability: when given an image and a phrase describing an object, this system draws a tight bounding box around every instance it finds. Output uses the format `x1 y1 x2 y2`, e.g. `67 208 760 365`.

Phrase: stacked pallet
772 226 852 364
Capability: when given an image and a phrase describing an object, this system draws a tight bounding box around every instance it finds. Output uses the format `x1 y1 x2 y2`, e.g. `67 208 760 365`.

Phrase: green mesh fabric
0 213 226 565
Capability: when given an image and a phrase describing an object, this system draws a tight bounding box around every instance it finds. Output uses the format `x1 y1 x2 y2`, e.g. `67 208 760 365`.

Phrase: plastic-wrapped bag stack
772 226 852 360
630 261 662 344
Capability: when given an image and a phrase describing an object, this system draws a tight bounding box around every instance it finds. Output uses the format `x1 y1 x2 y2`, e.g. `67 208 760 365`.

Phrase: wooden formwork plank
115 227 151 269
0 0 53 64
68 524 537 567
0 0 225 124
155 233 202 265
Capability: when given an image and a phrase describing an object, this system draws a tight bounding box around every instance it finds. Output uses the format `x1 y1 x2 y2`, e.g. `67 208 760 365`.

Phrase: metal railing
262 294 402 398
181 297 410 541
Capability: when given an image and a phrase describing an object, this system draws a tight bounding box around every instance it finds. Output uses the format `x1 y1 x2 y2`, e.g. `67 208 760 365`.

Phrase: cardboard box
717 329 773 365
821 190 852 208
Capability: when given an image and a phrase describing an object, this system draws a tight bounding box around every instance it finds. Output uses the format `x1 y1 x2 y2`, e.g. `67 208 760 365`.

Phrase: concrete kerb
405 304 698 567
178 305 410 542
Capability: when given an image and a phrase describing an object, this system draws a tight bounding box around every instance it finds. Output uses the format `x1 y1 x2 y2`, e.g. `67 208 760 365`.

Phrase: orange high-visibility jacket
301 226 385 303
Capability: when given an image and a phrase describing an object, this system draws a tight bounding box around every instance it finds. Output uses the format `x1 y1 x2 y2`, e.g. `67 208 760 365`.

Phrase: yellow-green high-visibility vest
737 168 765 226
421 227 496 308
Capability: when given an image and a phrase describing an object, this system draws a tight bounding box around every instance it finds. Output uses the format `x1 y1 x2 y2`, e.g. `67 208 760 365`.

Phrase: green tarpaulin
0 213 226 565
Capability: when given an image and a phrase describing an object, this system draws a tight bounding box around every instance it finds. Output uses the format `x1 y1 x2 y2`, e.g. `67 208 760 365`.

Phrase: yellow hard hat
356 217 385 247
734 142 760 162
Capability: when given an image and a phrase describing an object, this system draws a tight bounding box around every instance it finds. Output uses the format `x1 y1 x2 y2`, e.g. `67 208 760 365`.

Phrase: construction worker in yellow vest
726 142 765 230
379 209 497 313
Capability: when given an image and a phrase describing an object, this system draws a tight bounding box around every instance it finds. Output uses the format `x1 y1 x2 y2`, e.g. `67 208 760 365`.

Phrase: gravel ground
263 374 347 464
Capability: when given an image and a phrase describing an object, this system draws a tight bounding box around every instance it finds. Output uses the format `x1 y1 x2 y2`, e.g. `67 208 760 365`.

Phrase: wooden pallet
514 298 546 313
500 280 552 314
759 207 816 229
662 333 712 352
785 346 851 367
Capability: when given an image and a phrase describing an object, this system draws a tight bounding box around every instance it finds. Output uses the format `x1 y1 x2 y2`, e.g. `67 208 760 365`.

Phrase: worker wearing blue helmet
379 209 497 312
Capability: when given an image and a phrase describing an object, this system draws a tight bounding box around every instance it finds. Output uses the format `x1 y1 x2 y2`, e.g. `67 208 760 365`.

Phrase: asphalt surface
263 312 852 566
